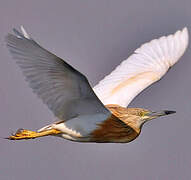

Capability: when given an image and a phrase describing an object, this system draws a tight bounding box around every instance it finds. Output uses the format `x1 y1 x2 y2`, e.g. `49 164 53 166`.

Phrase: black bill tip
164 110 176 115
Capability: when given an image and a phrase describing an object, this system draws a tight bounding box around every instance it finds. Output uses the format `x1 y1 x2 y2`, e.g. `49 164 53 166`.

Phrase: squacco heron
5 27 188 143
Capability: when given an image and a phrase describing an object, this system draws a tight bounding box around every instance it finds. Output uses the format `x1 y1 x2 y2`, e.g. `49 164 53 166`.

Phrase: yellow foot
8 129 40 140
7 128 62 140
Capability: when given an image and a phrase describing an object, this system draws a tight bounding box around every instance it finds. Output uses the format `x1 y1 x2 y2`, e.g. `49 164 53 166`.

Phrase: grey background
0 0 191 179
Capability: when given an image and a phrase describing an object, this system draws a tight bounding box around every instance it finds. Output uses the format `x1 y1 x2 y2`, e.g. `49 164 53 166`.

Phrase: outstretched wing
6 27 110 120
93 28 189 107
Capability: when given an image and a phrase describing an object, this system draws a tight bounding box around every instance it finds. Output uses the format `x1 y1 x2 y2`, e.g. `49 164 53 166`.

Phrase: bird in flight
6 26 188 143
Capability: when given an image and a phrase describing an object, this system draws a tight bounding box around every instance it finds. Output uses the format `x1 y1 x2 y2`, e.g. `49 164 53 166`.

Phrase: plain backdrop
0 0 191 180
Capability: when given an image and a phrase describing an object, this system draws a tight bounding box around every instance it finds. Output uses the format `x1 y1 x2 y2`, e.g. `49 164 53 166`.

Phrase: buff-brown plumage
89 105 148 143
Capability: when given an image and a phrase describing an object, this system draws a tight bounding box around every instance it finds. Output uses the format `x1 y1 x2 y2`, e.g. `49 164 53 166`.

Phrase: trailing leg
7 128 61 140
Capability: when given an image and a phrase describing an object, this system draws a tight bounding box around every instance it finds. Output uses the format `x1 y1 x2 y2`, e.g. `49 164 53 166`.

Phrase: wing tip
182 26 188 34
181 26 189 47
7 26 31 40
173 26 189 64
20 25 30 39
141 27 189 67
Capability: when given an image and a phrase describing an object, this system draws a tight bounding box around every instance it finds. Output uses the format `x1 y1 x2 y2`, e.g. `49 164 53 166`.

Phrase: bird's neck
106 104 142 134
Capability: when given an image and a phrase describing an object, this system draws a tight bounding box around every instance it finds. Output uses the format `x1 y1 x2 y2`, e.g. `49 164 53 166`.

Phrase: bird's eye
139 111 148 117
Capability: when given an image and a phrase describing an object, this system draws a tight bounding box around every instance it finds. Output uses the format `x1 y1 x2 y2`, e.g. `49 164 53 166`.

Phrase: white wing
6 27 110 121
94 28 189 107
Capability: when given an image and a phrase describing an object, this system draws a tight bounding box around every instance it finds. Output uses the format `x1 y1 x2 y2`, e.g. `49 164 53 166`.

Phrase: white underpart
38 113 109 140
93 28 189 107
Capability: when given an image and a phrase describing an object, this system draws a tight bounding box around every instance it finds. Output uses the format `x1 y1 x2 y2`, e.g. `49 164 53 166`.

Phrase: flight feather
6 27 110 120
93 28 189 107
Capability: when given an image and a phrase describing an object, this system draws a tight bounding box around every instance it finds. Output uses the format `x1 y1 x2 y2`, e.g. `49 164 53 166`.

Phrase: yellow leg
7 128 62 140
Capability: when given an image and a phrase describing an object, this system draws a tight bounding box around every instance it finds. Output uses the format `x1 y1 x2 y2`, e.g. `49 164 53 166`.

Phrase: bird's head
126 108 176 129
106 105 176 132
